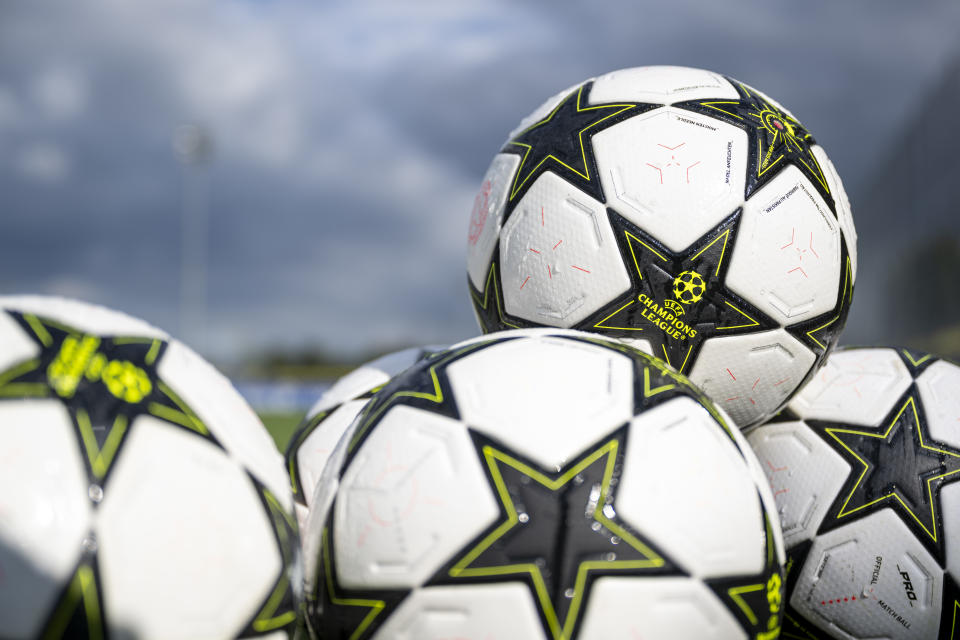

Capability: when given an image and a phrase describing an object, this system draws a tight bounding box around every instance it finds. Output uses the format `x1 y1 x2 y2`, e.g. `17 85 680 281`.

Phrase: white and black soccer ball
466 65 857 429
303 329 786 639
285 346 444 532
0 297 301 639
747 346 960 638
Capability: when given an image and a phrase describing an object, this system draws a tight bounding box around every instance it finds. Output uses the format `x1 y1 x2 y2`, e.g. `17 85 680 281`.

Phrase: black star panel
499 82 657 222
309 524 408 640
898 348 938 378
431 429 682 640
940 572 960 640
0 311 220 486
674 79 834 210
707 507 788 639
810 390 960 563
240 478 302 637
579 208 777 375
39 556 108 640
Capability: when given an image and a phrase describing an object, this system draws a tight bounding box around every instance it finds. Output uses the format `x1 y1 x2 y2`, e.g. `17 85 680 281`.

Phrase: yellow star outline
471 262 520 333
321 527 385 640
449 439 664 640
347 341 491 452
250 488 299 633
506 85 637 201
698 86 829 194
41 563 104 640
826 395 960 542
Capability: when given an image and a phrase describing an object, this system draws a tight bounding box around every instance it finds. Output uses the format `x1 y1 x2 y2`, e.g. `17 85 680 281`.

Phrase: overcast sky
2 0 959 362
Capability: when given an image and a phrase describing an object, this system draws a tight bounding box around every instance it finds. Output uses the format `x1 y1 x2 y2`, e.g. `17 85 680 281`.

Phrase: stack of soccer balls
1 65 956 640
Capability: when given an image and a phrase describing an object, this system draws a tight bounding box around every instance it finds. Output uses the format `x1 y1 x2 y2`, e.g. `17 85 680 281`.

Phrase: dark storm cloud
1 0 958 360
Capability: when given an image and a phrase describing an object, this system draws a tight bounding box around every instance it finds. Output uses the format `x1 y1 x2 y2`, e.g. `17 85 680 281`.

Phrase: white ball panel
578 576 747 640
589 65 739 104
0 295 167 339
941 481 960 582
0 401 92 638
728 166 841 324
500 173 630 327
297 399 368 509
812 146 857 280
746 420 851 547
916 360 960 450
791 509 942 640
447 334 634 470
372 583 547 640
334 406 498 589
617 397 764 578
593 107 747 252
0 310 39 373
467 154 521 290
158 340 291 512
788 348 912 427
688 329 816 429
98 416 280 640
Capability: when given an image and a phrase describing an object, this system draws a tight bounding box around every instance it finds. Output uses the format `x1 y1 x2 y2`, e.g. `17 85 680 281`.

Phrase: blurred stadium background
2 0 959 447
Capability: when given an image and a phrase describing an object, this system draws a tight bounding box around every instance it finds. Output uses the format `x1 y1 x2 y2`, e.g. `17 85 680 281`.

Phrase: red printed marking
750 398 756 405
788 266 809 278
686 160 701 183
547 265 552 279
774 488 789 497
726 368 737 381
766 460 787 473
820 595 859 606
657 142 686 150
781 228 796 250
774 378 790 386
752 377 761 390
529 248 541 254
553 240 563 250
541 206 545 226
809 232 819 259
726 396 741 402
646 163 663 184
520 276 530 290
571 265 591 273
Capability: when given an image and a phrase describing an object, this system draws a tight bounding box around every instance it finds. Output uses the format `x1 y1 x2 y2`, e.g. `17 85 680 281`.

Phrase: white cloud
16 142 71 183
31 67 88 121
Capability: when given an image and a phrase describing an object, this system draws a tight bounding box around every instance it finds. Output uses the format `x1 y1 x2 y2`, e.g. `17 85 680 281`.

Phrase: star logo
675 80 832 208
585 209 774 374
0 311 216 482
442 433 674 640
815 393 960 561
501 83 653 218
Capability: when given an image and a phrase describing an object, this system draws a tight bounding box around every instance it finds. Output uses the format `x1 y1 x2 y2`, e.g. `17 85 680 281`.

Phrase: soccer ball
466 65 857 429
746 346 960 638
303 328 786 639
0 296 301 638
285 346 444 532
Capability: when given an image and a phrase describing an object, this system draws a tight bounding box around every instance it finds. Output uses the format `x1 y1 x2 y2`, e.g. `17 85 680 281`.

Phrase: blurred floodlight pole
173 124 213 354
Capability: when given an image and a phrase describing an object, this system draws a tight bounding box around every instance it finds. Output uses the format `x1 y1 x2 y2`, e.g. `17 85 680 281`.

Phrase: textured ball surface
285 345 444 532
466 65 856 429
0 296 301 639
747 346 960 639
304 328 785 639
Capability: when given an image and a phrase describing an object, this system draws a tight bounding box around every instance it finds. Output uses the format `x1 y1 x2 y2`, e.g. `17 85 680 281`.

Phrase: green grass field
258 411 305 452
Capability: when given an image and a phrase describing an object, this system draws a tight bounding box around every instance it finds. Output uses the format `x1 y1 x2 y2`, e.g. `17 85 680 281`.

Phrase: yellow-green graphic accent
825 395 960 543
40 563 104 640
0 312 216 482
448 438 666 640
